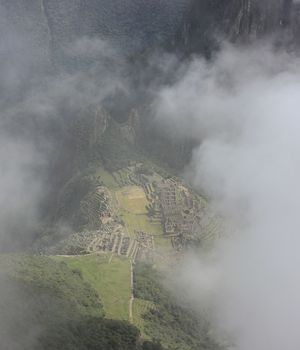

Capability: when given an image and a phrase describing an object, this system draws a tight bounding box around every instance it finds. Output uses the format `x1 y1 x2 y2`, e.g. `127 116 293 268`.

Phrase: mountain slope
176 0 299 55
0 254 164 350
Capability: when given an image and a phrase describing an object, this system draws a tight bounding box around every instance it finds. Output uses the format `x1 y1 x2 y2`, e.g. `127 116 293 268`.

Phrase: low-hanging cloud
155 43 300 350
0 7 128 252
0 7 130 349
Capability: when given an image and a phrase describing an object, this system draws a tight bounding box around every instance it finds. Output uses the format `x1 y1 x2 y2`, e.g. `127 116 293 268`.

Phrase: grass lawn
153 235 173 250
53 254 131 321
116 185 167 248
116 186 148 214
120 210 164 236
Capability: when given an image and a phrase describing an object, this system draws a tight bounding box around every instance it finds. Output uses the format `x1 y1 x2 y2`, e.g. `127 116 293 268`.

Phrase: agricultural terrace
116 185 165 239
116 186 148 214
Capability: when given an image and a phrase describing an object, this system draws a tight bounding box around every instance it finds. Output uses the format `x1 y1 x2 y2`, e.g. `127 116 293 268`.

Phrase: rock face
3 0 299 64
222 0 293 39
177 0 300 55
0 0 188 58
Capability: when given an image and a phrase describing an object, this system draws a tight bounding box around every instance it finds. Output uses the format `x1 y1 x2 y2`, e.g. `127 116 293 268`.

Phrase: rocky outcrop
0 0 187 62
176 0 300 55
223 0 292 40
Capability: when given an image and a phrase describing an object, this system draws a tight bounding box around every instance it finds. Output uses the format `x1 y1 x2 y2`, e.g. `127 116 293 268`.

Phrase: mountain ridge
175 0 300 55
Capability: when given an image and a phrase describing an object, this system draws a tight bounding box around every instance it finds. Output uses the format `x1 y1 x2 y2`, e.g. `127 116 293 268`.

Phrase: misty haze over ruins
1 1 300 350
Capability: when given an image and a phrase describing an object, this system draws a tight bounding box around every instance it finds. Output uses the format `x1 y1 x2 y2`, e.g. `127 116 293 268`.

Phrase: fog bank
155 43 300 350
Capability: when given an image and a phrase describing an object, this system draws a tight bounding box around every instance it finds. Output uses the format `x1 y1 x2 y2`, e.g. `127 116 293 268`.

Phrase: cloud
63 37 117 60
0 6 127 252
155 42 300 350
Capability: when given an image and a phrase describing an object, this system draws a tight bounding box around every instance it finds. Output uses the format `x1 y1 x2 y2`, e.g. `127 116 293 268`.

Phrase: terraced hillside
0 254 149 350
0 251 222 349
47 254 221 350
29 159 221 349
18 105 225 349
42 161 221 259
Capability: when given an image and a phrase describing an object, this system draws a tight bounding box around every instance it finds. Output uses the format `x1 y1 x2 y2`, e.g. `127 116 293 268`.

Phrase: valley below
1 1 300 350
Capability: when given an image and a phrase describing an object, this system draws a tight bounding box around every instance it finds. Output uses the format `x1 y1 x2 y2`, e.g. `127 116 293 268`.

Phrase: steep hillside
0 253 221 350
175 0 299 55
0 2 234 349
0 255 150 350
24 109 223 349
0 0 188 60
35 112 221 257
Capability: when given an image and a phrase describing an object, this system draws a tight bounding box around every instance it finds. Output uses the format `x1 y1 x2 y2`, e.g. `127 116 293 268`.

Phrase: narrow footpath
129 260 134 323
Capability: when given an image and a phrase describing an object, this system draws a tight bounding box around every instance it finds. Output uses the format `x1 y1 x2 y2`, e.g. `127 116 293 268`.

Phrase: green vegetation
0 254 103 318
0 255 126 350
115 183 165 241
0 99 222 350
133 263 221 350
116 186 149 214
0 254 162 350
116 186 164 237
133 298 156 338
54 254 131 320
122 211 159 230
153 235 173 250
56 174 95 229
21 111 222 349
98 122 141 172
53 170 114 232
95 166 120 189
95 118 175 178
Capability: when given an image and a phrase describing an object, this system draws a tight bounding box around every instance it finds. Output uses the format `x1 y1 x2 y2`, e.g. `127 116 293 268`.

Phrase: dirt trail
108 253 114 264
129 260 134 323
